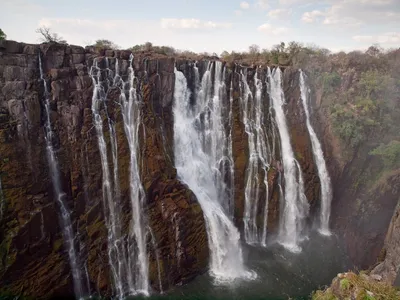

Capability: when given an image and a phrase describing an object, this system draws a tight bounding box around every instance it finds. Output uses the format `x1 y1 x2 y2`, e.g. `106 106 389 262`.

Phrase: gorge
0 40 399 300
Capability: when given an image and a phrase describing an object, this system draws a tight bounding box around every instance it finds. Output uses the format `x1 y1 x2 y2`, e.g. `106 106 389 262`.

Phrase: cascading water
240 69 271 245
299 70 332 236
195 61 234 216
173 62 255 281
90 56 149 297
39 54 85 299
227 72 235 219
148 227 163 294
118 54 149 295
89 58 132 298
268 67 309 252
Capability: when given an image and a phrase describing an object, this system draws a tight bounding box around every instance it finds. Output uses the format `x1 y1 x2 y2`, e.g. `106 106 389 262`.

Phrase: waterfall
195 61 234 216
90 58 131 298
119 54 149 295
173 63 255 281
299 71 332 236
148 226 163 294
227 72 235 218
267 67 309 252
38 54 84 299
89 56 149 297
240 69 270 245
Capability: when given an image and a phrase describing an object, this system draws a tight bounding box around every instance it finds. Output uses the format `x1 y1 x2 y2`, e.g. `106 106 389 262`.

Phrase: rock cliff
0 40 399 298
0 41 208 297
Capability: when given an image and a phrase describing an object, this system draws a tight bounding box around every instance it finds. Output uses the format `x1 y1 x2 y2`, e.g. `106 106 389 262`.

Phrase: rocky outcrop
371 197 400 284
0 40 208 298
312 271 400 300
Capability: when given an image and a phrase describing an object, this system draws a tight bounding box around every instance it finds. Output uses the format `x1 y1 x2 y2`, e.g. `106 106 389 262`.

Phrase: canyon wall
0 40 399 298
0 41 208 297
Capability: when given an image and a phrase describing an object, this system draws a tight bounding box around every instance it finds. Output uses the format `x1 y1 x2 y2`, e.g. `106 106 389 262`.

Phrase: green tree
93 39 119 49
370 141 400 168
0 28 6 40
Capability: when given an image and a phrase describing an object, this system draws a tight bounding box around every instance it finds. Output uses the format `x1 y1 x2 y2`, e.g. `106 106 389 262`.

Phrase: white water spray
119 54 149 295
299 71 332 236
173 63 255 282
267 67 309 252
89 58 133 298
240 69 271 245
39 54 85 299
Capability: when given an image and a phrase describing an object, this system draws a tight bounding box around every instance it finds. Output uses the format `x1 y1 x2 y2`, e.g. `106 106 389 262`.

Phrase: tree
144 42 153 52
220 51 230 60
93 39 119 49
0 28 6 41
248 44 260 55
366 44 382 57
36 27 67 44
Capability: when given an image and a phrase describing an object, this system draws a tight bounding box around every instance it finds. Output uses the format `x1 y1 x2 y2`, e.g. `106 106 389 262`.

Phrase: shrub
0 29 6 41
370 140 400 168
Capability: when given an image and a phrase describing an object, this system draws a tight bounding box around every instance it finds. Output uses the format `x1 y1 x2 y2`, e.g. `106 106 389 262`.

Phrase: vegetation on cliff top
312 272 400 300
36 26 67 44
0 29 6 41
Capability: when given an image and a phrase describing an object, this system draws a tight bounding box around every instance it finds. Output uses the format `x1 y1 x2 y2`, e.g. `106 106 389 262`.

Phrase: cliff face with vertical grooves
0 41 208 297
0 40 399 298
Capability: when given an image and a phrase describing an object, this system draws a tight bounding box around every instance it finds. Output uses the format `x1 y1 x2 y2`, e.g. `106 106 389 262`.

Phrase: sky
1 0 399 54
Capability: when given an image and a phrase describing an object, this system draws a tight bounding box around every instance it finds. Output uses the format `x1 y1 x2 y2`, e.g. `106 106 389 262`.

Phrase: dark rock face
371 195 400 284
0 41 208 298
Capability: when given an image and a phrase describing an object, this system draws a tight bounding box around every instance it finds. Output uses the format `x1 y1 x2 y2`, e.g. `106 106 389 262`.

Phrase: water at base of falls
268 67 309 253
299 70 333 237
173 64 256 282
130 232 350 300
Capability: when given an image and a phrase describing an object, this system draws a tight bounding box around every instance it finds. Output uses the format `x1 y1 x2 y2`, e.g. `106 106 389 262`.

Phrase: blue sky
1 0 399 54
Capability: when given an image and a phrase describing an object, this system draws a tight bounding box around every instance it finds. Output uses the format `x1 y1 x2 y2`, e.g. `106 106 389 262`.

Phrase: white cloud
256 0 269 10
353 32 400 44
302 0 399 27
258 23 288 35
268 8 291 19
240 1 250 9
279 0 315 5
234 10 243 16
34 18 236 53
301 10 324 23
160 18 232 30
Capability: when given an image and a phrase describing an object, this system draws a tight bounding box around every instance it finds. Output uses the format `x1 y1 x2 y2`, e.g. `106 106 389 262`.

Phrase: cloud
160 18 232 30
302 0 399 27
268 9 292 19
279 0 315 5
257 23 288 35
35 18 235 53
353 32 400 44
234 10 243 16
255 0 269 10
240 1 250 9
301 10 324 23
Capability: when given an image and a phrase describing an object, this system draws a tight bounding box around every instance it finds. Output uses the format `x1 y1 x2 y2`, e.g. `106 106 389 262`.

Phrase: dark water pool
130 231 352 300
